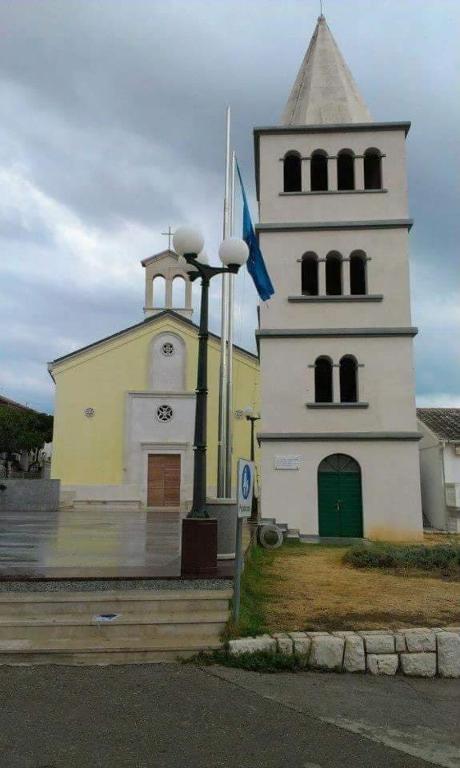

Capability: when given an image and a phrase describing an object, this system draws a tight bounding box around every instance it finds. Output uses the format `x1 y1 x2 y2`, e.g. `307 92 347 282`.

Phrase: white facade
256 16 423 539
418 419 460 533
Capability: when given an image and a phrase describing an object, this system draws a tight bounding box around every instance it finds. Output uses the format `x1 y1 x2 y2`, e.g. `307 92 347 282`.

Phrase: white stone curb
228 626 460 677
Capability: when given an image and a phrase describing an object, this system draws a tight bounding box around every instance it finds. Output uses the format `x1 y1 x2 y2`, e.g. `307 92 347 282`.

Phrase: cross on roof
161 226 174 251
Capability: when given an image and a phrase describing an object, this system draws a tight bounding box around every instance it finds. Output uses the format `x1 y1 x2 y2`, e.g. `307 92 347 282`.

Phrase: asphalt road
0 663 459 768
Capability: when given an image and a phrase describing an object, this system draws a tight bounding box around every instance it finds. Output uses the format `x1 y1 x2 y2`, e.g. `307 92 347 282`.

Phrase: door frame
140 442 189 508
317 453 363 537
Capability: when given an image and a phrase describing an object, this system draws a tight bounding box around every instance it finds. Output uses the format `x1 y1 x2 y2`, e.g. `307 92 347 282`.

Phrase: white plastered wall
261 439 423 539
418 421 447 530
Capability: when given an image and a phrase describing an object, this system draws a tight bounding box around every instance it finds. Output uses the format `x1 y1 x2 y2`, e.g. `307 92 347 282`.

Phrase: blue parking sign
237 459 254 518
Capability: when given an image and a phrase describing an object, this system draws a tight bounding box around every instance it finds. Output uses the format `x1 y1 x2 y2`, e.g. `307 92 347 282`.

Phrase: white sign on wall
237 459 255 518
274 455 301 470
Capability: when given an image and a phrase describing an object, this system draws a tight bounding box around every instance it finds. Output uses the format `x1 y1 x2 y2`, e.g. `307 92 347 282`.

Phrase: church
50 14 423 541
256 15 423 540
49 249 259 509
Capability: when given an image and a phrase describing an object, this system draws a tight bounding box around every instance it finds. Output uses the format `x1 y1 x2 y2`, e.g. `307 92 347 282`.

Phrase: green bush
344 542 460 574
190 649 302 673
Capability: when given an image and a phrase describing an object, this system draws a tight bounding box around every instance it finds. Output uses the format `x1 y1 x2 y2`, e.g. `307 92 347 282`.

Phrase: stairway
0 588 231 665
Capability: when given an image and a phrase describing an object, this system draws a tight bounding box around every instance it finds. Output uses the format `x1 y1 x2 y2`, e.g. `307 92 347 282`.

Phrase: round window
161 342 175 357
156 404 174 423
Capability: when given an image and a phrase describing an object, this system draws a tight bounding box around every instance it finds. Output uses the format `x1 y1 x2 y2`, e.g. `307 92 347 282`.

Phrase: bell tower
256 16 422 539
141 249 193 319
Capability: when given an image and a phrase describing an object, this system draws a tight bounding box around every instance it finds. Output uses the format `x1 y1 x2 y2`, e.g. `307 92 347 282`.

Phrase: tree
0 407 53 476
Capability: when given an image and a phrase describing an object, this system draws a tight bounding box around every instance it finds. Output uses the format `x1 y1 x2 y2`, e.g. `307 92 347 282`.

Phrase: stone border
228 627 460 678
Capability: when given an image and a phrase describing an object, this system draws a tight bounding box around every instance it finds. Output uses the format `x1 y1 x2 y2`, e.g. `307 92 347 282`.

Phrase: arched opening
301 252 318 296
172 275 186 307
310 150 328 191
283 152 302 192
350 251 367 295
326 252 342 295
149 333 186 391
339 355 358 403
317 453 363 537
364 149 382 190
152 275 166 307
337 150 355 190
315 356 333 403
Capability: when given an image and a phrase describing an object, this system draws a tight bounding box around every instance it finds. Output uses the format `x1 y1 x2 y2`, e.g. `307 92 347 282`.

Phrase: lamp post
244 406 260 523
173 227 249 576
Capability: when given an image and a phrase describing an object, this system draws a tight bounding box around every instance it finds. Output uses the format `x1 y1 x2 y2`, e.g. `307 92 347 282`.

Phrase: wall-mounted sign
274 455 301 470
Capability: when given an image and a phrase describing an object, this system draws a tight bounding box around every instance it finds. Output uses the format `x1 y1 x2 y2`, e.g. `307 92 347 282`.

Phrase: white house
417 409 460 533
256 15 423 540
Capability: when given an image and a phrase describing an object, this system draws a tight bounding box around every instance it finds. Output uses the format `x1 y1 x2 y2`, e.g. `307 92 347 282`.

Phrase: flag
236 163 274 302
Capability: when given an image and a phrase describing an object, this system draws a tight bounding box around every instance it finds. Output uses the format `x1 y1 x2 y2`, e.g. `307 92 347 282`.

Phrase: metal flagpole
225 150 236 494
217 107 231 497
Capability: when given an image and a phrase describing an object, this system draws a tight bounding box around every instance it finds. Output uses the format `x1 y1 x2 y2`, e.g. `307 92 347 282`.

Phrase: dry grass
261 543 460 633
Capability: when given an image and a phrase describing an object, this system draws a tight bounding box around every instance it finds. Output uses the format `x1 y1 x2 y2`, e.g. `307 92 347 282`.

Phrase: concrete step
0 588 231 663
0 646 221 665
0 611 229 627
0 622 225 650
0 596 231 621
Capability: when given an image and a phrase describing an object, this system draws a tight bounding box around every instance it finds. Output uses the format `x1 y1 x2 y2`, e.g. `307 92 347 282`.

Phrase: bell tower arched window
337 149 355 190
315 356 333 403
301 252 318 296
283 152 302 192
340 356 358 403
350 251 367 295
364 149 382 190
326 252 342 295
310 150 328 191
152 275 166 308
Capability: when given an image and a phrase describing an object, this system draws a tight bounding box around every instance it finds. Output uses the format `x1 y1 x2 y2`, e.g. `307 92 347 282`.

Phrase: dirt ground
262 544 460 632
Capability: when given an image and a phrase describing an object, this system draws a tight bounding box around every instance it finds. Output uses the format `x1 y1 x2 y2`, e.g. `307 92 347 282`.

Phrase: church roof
282 15 372 126
141 249 178 267
48 310 258 372
417 409 460 443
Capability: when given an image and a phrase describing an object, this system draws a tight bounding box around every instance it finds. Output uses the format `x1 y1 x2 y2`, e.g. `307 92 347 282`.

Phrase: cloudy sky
0 0 458 414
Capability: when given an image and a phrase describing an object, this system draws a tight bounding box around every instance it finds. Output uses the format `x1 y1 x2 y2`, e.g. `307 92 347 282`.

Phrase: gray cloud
0 0 458 412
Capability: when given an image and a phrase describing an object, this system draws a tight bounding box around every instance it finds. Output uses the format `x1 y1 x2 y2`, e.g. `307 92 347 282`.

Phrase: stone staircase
0 588 232 665
259 519 364 544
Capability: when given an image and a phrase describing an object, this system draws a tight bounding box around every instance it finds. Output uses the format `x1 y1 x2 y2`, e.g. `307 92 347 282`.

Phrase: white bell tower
256 16 422 540
141 249 193 319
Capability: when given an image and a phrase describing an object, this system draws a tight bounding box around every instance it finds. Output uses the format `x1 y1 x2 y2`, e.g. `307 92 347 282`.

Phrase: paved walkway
1 663 459 767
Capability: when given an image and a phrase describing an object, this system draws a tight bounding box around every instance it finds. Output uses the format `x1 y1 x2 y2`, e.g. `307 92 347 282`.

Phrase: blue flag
236 163 274 302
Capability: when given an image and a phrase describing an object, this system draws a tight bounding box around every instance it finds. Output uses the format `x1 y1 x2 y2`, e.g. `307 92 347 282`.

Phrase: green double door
318 455 363 537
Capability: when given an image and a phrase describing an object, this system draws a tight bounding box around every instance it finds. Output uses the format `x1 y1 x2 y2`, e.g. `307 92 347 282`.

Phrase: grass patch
344 542 460 576
225 543 276 640
189 649 302 673
226 539 460 635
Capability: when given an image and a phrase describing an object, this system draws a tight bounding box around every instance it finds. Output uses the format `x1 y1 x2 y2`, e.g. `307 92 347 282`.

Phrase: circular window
161 342 175 357
84 407 95 418
156 404 174 423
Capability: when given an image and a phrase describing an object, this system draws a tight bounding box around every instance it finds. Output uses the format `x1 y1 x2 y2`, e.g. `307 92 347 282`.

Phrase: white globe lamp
173 226 205 257
196 250 209 265
219 238 249 268
177 255 198 274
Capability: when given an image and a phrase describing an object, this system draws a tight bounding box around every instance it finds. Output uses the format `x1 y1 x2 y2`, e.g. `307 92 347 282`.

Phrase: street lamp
244 406 260 522
173 226 249 576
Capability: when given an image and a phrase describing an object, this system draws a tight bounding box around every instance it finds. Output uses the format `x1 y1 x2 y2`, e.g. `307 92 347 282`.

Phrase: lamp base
181 518 217 577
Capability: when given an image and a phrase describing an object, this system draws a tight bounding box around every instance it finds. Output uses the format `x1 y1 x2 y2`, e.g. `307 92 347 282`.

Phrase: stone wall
0 479 60 512
228 627 460 678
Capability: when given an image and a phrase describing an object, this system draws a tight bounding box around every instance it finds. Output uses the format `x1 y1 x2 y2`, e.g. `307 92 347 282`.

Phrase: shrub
344 542 460 574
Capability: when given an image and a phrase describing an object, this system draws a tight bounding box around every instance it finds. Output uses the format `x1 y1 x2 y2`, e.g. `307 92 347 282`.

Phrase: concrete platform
0 507 235 580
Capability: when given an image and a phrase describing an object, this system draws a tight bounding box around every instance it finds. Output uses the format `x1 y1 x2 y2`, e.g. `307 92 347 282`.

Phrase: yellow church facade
49 249 259 509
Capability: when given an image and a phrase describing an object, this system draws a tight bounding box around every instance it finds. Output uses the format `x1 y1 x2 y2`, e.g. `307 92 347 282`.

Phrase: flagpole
225 150 236 494
217 107 231 497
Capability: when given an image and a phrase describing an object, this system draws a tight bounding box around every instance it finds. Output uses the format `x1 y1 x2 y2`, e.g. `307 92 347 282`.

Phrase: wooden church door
147 454 181 507
317 454 363 537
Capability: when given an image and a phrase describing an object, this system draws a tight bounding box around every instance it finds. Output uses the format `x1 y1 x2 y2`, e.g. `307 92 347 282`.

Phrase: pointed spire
282 16 372 126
